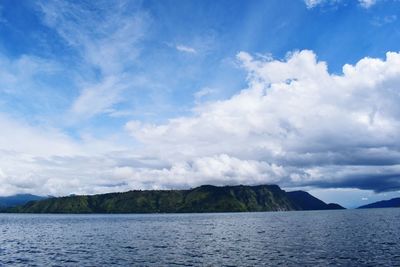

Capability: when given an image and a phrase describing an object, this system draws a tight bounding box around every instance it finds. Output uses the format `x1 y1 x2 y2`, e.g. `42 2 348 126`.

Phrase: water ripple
0 209 399 266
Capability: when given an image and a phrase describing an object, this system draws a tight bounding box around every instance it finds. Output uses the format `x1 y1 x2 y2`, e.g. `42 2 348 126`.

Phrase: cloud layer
2 47 400 196
125 50 400 193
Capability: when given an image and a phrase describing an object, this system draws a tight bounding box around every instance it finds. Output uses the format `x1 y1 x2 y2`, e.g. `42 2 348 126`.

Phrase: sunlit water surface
0 209 399 266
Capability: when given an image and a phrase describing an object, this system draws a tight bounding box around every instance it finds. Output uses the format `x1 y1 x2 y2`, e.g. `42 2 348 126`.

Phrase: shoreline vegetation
1 184 345 214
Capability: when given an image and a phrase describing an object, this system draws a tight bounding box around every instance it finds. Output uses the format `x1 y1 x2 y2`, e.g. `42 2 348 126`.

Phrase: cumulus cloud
125 50 400 193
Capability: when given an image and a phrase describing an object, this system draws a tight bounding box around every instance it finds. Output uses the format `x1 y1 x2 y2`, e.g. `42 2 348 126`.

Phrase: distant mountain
326 203 345 210
0 194 48 208
358 198 400 209
4 185 345 214
287 191 345 210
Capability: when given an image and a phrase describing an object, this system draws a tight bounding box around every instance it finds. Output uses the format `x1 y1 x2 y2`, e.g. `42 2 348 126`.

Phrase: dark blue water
0 209 399 266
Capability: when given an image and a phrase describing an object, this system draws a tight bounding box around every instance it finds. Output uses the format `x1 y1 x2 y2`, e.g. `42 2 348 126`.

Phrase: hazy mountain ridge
0 194 48 208
358 198 400 209
286 191 345 210
2 185 344 213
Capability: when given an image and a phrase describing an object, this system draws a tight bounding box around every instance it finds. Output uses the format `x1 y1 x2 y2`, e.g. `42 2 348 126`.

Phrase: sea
0 208 399 266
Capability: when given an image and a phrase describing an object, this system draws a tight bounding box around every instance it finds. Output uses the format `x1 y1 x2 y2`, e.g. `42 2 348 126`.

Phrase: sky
0 0 400 207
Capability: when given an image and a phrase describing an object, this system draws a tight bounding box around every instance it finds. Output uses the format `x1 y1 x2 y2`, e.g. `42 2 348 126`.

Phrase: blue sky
0 0 400 207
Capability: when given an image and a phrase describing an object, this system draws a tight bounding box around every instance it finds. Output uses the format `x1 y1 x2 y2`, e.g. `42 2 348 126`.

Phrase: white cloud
194 87 215 103
0 54 59 95
120 154 285 189
70 76 126 119
304 0 326 8
303 0 343 9
176 45 197 54
359 0 377 8
125 50 400 193
304 0 377 9
0 113 81 157
0 111 140 196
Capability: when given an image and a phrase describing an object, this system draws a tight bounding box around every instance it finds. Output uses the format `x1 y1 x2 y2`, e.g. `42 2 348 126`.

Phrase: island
1 184 345 213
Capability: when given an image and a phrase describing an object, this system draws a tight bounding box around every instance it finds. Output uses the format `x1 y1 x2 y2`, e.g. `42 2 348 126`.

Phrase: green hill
4 184 344 213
